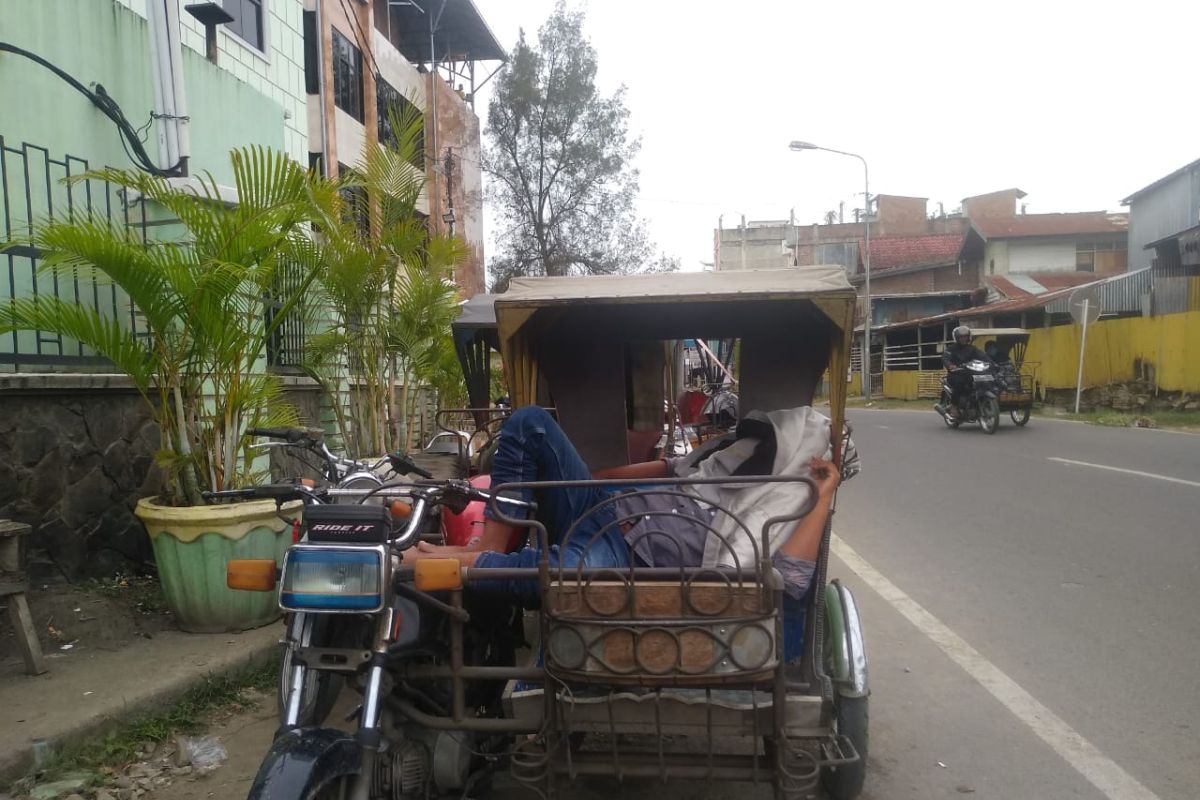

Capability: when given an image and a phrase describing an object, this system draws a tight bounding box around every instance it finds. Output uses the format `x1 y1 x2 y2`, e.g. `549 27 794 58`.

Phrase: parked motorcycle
934 359 1001 434
209 460 528 799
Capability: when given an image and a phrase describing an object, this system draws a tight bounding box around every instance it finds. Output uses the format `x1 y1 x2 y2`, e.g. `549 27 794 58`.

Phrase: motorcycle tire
943 414 961 429
980 397 1000 434
1011 407 1031 426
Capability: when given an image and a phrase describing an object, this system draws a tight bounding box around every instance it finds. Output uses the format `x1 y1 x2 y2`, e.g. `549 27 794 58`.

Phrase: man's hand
809 456 841 501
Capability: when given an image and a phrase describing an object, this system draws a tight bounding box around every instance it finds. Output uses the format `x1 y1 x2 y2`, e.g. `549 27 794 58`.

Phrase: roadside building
1122 158 1200 314
310 0 504 297
0 0 505 577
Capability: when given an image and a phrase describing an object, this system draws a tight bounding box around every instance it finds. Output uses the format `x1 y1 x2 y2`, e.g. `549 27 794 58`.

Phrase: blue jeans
475 406 630 605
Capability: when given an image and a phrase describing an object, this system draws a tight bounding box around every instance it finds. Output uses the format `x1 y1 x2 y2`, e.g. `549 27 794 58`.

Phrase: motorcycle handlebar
388 452 434 480
245 427 312 444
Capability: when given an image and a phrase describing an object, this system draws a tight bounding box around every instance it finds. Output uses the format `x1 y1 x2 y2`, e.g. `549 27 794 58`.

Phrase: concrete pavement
0 622 282 783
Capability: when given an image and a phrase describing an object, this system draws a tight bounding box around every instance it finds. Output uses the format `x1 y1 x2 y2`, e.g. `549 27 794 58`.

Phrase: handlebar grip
204 484 311 502
246 427 306 443
388 453 434 480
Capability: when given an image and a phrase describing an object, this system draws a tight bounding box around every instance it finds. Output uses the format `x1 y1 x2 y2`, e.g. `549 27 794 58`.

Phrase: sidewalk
0 622 282 783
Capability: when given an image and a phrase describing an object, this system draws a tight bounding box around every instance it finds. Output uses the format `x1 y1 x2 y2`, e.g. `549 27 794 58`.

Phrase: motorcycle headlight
279 545 387 613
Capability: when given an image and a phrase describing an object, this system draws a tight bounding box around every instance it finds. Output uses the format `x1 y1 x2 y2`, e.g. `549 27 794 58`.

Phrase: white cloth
671 406 843 570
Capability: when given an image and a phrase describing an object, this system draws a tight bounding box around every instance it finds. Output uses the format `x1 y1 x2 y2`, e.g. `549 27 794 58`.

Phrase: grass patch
844 397 932 411
1036 407 1200 431
24 657 277 786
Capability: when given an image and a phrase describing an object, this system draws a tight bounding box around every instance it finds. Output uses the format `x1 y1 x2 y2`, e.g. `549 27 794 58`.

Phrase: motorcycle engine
373 730 476 798
373 739 429 800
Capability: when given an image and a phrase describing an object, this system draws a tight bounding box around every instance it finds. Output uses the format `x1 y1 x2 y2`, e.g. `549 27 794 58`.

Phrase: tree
303 104 466 457
485 2 651 291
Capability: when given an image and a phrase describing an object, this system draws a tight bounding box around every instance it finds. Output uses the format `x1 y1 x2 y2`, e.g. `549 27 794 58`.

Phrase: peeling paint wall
426 76 485 297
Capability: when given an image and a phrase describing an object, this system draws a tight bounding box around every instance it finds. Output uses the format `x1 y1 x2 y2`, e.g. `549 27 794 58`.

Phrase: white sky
471 0 1199 273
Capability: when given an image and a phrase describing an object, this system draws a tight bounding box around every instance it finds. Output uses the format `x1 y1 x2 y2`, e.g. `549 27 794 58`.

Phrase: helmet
952 325 971 343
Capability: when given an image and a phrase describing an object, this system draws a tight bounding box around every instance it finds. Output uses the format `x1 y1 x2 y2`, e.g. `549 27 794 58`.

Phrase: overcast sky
471 0 1199 273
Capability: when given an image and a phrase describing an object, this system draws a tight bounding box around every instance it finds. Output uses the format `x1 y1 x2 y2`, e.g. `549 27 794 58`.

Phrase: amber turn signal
389 500 413 519
227 559 278 591
413 558 463 592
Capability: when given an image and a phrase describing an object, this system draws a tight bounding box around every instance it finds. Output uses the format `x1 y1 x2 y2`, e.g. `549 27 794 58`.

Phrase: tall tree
485 2 651 291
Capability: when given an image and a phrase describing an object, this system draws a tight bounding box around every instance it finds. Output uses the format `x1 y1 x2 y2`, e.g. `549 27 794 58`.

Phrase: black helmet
952 325 971 343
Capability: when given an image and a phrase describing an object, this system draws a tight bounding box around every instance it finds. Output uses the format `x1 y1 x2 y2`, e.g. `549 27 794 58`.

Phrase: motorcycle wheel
980 398 1000 434
943 413 960 429
277 615 348 728
1011 407 1031 426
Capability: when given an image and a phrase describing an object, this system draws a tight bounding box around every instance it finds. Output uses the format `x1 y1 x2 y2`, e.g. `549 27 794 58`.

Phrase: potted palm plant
1 148 338 632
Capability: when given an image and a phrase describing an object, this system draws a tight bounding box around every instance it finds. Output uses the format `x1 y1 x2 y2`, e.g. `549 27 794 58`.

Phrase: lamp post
788 141 872 400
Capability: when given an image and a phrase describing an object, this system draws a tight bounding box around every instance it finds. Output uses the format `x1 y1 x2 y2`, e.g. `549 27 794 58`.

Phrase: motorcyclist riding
939 325 991 419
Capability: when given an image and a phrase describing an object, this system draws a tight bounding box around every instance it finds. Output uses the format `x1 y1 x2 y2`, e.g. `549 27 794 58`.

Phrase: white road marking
1048 457 1200 488
832 534 1163 800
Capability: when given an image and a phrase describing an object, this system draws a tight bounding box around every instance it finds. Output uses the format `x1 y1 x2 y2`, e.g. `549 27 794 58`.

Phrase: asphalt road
832 408 1200 800
150 410 1200 800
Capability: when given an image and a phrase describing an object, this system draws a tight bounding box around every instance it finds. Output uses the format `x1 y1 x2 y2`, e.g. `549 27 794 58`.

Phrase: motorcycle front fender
247 727 361 800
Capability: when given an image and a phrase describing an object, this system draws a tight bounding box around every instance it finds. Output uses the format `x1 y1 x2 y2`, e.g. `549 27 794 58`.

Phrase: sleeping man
406 405 857 606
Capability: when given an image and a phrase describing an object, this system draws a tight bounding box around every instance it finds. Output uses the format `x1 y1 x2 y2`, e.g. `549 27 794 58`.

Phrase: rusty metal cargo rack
389 475 858 799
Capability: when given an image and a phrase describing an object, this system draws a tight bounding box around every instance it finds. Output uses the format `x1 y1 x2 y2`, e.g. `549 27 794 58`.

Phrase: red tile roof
858 233 965 272
972 212 1128 239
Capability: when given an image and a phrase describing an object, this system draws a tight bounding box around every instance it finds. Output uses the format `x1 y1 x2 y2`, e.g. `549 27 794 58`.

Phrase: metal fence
1 137 148 371
2 137 307 372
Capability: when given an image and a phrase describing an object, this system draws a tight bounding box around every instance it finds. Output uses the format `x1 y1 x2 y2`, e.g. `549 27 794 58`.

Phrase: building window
373 0 404 53
332 28 364 121
223 0 265 51
1076 240 1126 273
303 10 319 94
377 78 425 167
338 163 369 236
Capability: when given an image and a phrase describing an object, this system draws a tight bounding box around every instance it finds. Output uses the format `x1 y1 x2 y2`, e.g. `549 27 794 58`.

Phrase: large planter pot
136 497 299 633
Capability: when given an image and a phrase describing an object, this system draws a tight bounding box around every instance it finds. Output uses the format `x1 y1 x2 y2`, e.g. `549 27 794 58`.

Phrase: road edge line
831 534 1162 800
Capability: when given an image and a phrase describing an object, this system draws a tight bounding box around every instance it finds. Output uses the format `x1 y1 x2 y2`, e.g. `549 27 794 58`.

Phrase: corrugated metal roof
875 269 1152 331
990 273 1099 299
1043 268 1152 315
972 212 1128 240
1121 157 1200 205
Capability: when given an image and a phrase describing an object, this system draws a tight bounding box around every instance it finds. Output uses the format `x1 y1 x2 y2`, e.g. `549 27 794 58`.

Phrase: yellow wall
1024 310 1200 392
848 372 862 397
881 370 919 400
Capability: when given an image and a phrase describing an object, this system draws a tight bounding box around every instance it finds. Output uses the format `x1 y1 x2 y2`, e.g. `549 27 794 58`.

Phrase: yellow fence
1025 310 1200 392
876 310 1200 399
881 371 919 400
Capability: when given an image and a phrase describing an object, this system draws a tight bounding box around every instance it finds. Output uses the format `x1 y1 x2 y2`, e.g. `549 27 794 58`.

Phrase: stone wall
0 376 162 579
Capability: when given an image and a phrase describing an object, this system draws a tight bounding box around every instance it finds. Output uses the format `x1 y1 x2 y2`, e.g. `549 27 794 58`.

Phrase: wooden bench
1 520 47 675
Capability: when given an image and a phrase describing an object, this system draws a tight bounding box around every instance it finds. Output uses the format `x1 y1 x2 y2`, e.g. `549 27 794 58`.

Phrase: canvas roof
497 266 854 306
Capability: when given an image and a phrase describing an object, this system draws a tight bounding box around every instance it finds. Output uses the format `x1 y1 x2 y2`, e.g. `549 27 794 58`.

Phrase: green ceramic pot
136 497 299 633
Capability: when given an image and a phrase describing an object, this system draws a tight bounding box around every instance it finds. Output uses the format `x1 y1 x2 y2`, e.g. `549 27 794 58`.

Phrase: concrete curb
0 623 282 785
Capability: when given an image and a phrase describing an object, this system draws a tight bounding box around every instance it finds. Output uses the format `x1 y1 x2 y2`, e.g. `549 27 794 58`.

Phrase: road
151 411 1200 800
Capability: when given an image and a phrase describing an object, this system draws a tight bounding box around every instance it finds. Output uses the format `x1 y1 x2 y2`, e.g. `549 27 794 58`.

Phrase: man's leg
487 406 609 538
473 506 630 607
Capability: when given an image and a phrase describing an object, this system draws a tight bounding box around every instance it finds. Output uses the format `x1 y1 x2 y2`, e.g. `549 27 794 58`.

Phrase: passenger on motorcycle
406 405 856 606
940 325 991 419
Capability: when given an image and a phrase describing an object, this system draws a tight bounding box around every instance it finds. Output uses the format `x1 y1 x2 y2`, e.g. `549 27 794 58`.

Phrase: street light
788 140 873 400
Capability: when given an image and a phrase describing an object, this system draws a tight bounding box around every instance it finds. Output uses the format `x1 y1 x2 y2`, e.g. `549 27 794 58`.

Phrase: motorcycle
209 476 532 800
935 359 1001 434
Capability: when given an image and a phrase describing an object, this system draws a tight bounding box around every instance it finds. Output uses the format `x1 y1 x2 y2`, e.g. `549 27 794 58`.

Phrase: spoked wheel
1010 406 1031 426
823 693 869 800
980 397 1000 434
